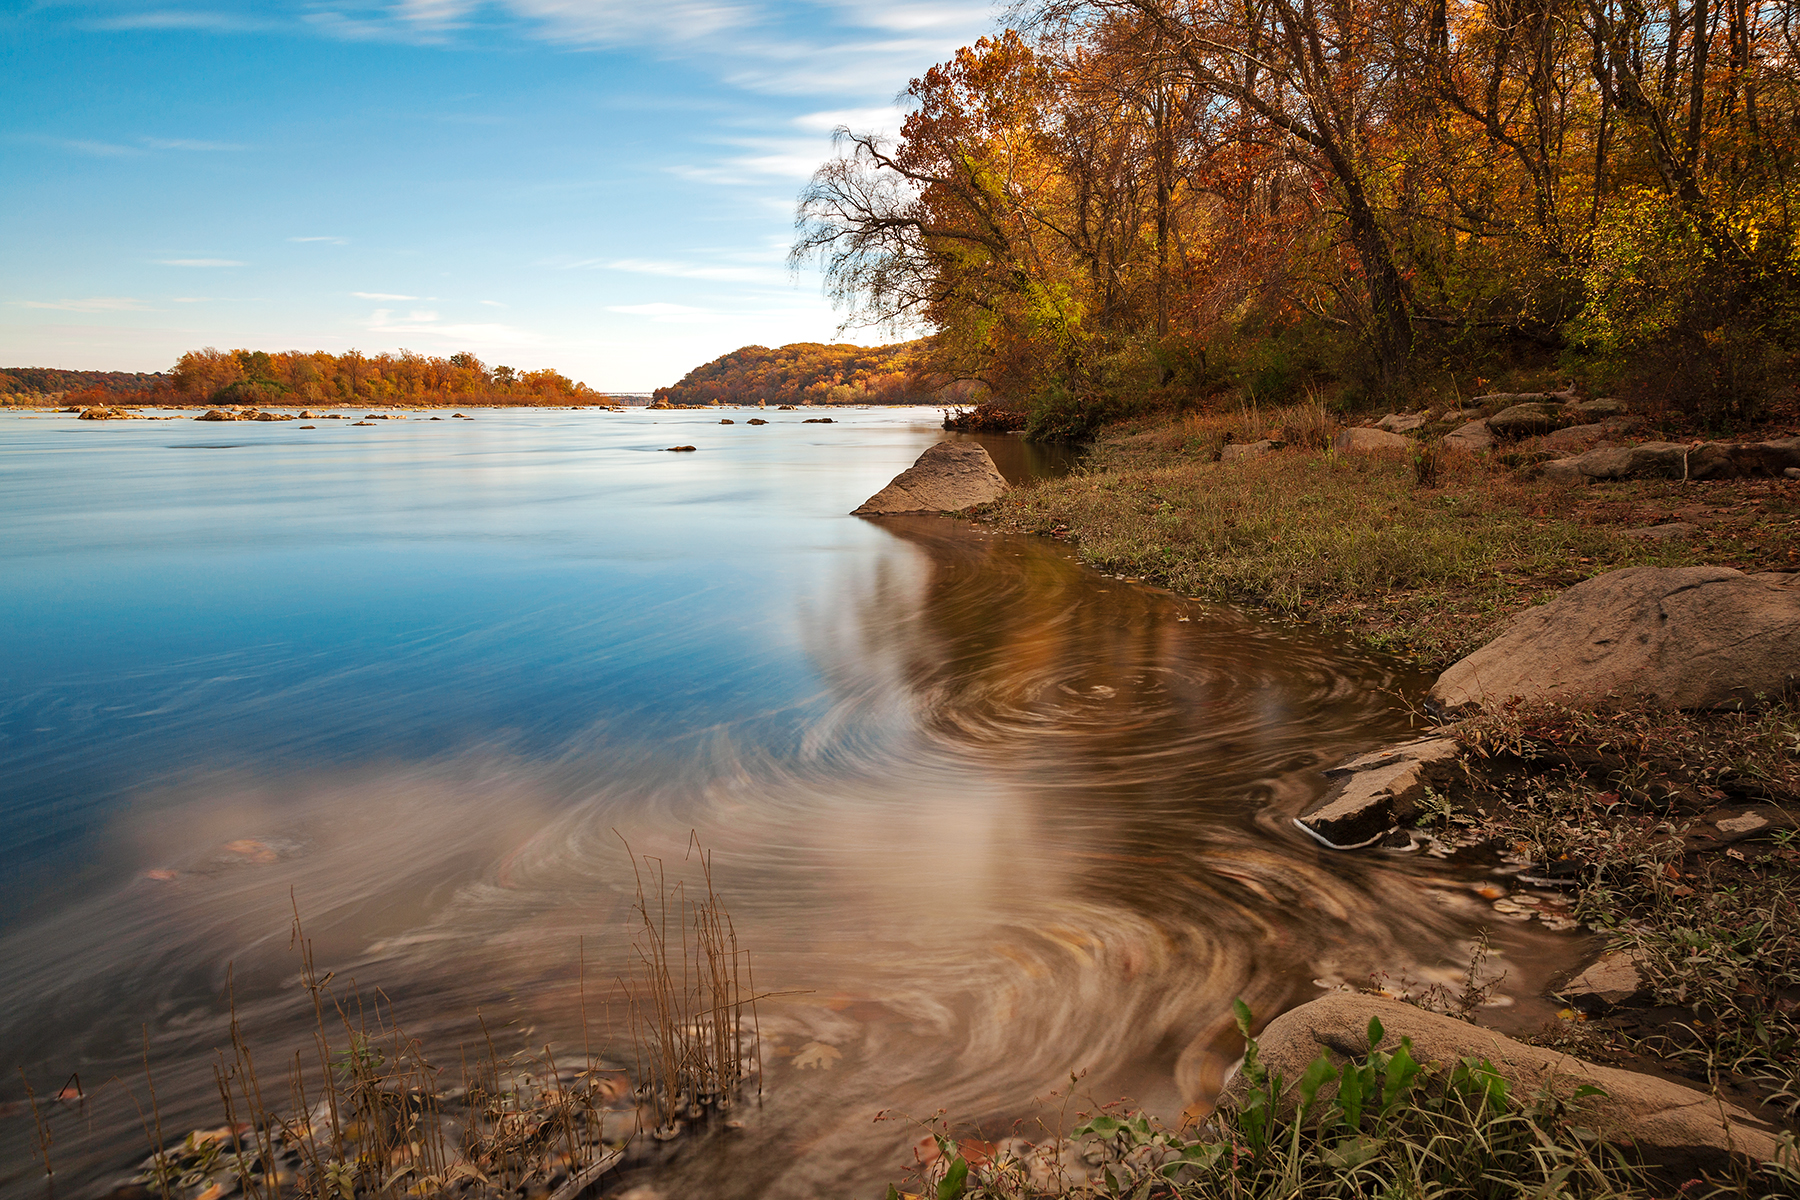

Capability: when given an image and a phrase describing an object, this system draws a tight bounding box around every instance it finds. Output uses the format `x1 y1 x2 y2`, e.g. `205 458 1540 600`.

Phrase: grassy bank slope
983 410 1799 668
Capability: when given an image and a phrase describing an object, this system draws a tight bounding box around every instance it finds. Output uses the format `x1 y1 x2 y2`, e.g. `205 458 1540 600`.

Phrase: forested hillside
1 368 169 396
652 340 944 405
795 2 1800 437
167 348 598 406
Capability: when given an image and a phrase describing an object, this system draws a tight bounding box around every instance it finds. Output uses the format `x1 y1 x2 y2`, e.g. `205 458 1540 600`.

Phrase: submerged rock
1295 736 1460 849
1223 994 1784 1176
853 441 1008 515
1430 565 1800 711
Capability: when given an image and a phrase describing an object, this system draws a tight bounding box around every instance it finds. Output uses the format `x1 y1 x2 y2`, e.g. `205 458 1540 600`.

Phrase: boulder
747 418 768 425
1220 439 1277 462
1540 442 1689 484
853 441 1008 515
252 411 291 421
803 417 836 424
1538 420 1635 454
1375 412 1427 433
78 406 123 420
719 418 735 424
1573 398 1625 419
665 445 697 452
1331 427 1411 454
1295 737 1460 849
1486 402 1565 439
196 410 235 421
1442 419 1494 453
1687 437 1800 481
1429 566 1800 711
1221 994 1784 1175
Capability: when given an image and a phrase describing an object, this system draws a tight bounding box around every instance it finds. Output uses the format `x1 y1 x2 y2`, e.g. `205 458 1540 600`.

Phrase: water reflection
0 415 1571 1199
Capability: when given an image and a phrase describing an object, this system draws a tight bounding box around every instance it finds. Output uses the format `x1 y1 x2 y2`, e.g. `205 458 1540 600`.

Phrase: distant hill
1 368 170 396
653 340 942 406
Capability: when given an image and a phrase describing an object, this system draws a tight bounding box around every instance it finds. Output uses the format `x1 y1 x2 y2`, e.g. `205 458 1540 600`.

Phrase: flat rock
1222 994 1783 1175
1540 442 1689 484
1688 436 1800 480
1571 397 1625 418
1559 950 1644 1007
1220 439 1276 461
1430 565 1800 711
1539 419 1635 453
1331 427 1410 453
1442 419 1494 453
1375 412 1427 433
1486 402 1565 438
1296 736 1460 849
853 442 1008 515
1619 522 1696 541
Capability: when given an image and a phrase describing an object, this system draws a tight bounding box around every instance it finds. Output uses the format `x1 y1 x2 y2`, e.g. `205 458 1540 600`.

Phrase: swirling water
0 408 1575 1196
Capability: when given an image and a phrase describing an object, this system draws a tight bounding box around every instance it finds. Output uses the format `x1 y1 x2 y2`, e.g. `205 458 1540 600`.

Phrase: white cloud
57 138 144 158
366 308 541 345
291 236 350 244
792 105 908 134
158 258 247 267
480 300 507 307
11 297 156 313
601 257 774 282
352 291 419 300
87 10 279 33
607 302 707 315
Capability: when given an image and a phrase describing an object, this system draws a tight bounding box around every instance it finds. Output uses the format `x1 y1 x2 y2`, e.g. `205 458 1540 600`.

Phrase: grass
984 402 1800 667
16 837 763 1200
1446 700 1800 1121
890 1003 1800 1199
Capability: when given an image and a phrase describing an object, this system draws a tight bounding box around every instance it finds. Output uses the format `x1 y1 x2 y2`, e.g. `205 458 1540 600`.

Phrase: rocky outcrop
1430 566 1800 711
1221 994 1785 1175
1542 437 1800 484
1295 737 1460 849
1332 427 1411 453
853 441 1008 515
1443 419 1495 453
78 405 132 420
196 409 235 421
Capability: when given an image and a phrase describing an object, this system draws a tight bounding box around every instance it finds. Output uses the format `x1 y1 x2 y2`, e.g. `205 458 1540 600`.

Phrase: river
0 406 1577 1197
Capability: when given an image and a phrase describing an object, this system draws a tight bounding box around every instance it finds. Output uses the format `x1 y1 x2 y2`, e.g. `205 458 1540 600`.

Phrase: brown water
0 410 1581 1197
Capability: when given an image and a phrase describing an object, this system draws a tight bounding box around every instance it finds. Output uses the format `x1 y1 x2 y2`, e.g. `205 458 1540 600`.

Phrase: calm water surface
0 408 1573 1197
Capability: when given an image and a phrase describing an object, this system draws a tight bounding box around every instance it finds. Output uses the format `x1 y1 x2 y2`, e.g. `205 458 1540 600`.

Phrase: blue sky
2 0 994 389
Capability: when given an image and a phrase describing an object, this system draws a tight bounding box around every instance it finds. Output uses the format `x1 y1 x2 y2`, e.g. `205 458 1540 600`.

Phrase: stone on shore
1332 427 1410 454
1485 401 1565 438
1558 950 1644 1009
1220 994 1784 1176
853 441 1007 515
1220 439 1277 461
1540 442 1689 484
1295 737 1460 848
1442 419 1494 453
1430 565 1800 711
1375 411 1427 433
196 409 235 421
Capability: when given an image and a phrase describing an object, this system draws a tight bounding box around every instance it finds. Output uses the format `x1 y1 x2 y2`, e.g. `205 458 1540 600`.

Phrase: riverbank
940 404 1800 1196
980 403 1799 669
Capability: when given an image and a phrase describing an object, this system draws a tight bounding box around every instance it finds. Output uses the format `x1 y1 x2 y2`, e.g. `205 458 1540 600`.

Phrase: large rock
1332 427 1411 454
1295 737 1460 849
196 409 235 421
1430 566 1800 711
1442 419 1494 453
1687 437 1800 480
1375 412 1427 433
1540 442 1689 484
1538 420 1634 454
853 441 1008 515
1221 994 1784 1175
1486 402 1565 438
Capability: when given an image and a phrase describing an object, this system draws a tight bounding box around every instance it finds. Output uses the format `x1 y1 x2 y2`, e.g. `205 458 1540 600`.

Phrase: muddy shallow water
0 408 1583 1197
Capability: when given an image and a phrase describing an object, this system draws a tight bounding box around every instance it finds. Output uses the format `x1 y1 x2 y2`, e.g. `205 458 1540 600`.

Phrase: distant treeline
1 368 169 395
653 340 960 406
169 348 602 407
3 349 607 407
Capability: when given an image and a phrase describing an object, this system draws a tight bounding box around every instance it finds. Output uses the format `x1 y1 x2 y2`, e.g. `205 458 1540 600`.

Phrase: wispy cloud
480 299 507 307
11 297 156 313
291 235 350 244
56 138 145 158
86 9 280 33
352 291 419 300
366 308 540 345
158 258 247 267
141 136 247 151
599 257 774 282
608 302 706 315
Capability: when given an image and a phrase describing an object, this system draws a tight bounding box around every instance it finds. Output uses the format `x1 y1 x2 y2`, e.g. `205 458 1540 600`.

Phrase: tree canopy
652 340 945 405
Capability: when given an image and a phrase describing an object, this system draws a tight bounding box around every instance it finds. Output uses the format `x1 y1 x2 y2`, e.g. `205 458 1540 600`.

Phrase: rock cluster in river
853 441 1008 515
